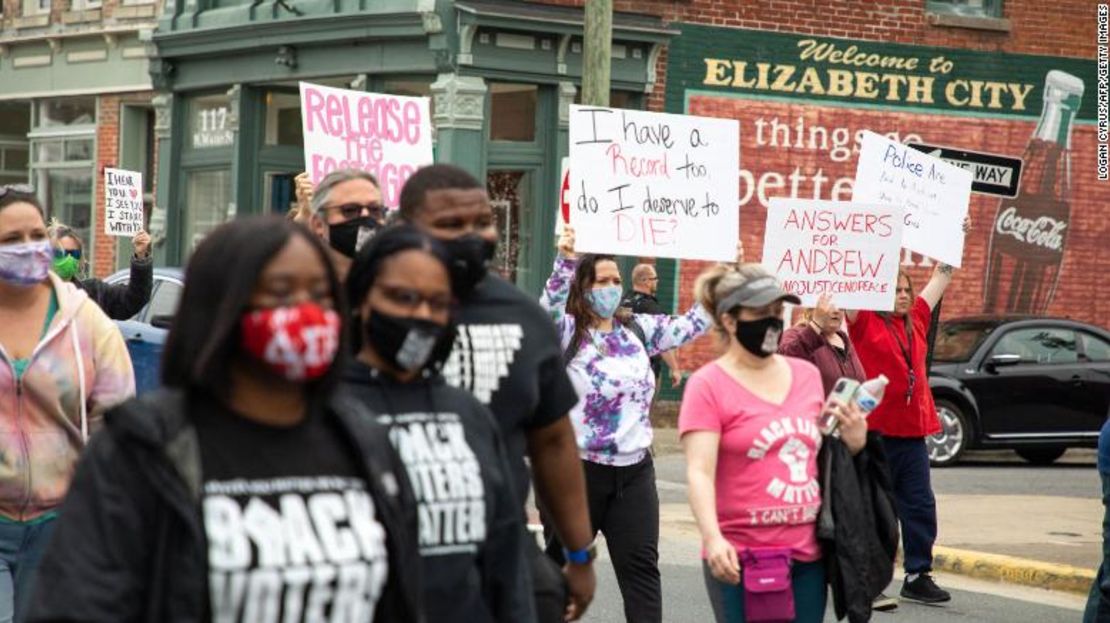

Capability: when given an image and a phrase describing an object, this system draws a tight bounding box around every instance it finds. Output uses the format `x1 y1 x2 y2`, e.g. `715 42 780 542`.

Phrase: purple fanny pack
741 547 795 622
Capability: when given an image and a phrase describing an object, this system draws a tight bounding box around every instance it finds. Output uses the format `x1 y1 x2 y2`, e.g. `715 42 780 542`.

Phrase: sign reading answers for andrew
908 143 1023 197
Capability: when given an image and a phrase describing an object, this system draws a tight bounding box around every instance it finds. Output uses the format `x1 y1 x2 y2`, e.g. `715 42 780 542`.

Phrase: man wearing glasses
622 264 684 389
304 169 388 278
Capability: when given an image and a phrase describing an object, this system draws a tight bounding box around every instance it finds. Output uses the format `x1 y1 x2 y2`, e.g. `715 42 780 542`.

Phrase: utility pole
582 0 612 107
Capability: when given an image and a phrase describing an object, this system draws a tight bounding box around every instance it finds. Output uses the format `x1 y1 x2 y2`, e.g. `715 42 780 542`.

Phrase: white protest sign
762 198 904 311
104 168 144 237
852 130 972 267
299 82 433 207
568 105 740 261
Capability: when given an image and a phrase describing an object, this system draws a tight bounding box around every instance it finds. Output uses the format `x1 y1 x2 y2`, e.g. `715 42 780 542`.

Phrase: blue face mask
586 285 623 319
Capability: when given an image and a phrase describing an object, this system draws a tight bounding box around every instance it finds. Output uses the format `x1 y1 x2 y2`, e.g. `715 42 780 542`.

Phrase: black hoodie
23 388 422 623
341 361 534 623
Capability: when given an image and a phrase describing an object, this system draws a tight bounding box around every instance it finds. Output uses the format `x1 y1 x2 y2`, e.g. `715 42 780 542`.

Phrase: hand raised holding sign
557 225 577 260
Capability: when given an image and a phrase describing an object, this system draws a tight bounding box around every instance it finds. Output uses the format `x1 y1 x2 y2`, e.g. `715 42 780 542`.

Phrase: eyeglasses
0 184 35 199
324 202 386 222
53 248 81 261
376 284 452 314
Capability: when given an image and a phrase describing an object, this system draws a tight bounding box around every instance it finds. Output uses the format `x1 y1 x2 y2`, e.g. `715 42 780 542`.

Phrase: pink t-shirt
679 357 825 562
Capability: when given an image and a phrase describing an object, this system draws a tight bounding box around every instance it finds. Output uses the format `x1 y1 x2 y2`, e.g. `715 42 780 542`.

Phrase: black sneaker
872 593 899 612
900 573 952 604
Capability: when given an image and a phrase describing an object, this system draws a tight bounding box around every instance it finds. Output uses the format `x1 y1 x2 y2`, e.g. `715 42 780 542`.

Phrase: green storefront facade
149 0 673 294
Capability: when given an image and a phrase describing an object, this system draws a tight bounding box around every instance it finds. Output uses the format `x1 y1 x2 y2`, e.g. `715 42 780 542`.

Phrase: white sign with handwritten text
104 168 144 237
852 130 972 267
568 105 740 261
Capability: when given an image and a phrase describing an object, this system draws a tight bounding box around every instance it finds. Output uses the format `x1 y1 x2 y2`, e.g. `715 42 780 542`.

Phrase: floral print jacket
540 256 711 466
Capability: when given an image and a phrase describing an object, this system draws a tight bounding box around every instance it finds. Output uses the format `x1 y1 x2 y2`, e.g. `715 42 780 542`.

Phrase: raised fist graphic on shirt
778 438 810 483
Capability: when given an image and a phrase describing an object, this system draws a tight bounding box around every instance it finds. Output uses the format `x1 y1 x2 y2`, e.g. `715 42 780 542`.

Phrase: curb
932 545 1096 595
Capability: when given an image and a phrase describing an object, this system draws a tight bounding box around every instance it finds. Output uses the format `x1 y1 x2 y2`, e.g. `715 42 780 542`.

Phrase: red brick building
542 0 1104 377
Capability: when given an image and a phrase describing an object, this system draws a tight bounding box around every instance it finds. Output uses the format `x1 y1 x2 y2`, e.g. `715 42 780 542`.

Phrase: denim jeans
0 516 57 623
703 559 827 623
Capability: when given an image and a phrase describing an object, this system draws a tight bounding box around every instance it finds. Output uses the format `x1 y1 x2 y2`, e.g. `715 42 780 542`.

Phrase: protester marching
0 53 1101 623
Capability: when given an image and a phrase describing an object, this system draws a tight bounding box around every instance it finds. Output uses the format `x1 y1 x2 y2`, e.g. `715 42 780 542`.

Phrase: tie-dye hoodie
0 273 135 521
541 256 710 466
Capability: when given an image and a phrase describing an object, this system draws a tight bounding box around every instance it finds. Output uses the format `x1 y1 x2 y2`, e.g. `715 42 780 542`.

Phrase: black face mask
365 310 453 373
441 234 496 299
734 316 784 358
328 217 381 259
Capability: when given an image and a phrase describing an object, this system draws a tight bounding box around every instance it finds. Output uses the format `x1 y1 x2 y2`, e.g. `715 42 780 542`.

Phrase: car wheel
927 400 970 467
1015 447 1067 465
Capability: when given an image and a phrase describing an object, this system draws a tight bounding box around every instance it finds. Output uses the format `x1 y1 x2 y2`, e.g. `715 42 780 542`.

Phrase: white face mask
0 240 52 286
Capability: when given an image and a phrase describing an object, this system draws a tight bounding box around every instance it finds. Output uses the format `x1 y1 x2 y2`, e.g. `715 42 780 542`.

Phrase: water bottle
823 375 888 435
854 375 889 414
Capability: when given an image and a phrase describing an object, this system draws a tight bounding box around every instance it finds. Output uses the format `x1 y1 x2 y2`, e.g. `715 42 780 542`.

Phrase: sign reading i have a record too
907 143 1023 197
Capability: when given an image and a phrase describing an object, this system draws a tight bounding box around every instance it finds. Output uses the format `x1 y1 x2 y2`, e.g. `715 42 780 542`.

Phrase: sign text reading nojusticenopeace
852 130 972 267
762 198 904 311
299 82 433 207
568 105 740 261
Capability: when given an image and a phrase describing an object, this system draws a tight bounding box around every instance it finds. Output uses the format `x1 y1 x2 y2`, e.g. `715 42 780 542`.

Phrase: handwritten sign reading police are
852 130 972 267
762 198 904 312
104 168 144 237
299 82 433 207
568 105 740 261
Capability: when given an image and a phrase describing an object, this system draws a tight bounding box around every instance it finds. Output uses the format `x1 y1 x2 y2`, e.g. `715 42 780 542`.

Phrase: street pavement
546 429 1099 622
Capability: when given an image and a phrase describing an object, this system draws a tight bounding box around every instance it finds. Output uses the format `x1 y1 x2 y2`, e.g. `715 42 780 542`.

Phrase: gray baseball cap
715 268 801 315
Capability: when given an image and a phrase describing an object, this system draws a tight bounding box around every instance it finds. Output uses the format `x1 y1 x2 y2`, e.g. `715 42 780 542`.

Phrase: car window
934 322 997 362
990 327 1078 365
1081 332 1110 362
147 281 183 323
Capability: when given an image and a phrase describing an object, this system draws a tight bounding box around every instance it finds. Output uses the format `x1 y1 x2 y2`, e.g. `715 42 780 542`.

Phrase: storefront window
190 94 234 149
184 169 232 254
38 98 96 128
264 91 303 147
489 83 537 142
36 168 94 246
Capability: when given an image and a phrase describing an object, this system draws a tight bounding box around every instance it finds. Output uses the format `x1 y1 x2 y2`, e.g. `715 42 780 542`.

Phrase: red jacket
848 298 940 438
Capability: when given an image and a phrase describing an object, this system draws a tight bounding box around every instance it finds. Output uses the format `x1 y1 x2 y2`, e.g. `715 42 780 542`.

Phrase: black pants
544 456 661 623
881 436 937 574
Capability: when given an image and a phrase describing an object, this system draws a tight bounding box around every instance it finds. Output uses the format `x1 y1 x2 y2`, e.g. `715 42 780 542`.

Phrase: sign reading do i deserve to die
104 168 144 237
568 105 740 261
762 198 904 311
852 130 972 267
299 82 433 207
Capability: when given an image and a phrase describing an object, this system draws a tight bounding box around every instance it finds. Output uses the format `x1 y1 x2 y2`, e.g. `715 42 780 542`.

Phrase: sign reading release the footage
299 82 433 207
762 198 903 311
568 105 740 261
852 130 972 267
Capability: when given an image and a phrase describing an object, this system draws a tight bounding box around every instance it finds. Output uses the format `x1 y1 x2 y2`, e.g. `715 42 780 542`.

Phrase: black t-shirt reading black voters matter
342 361 532 623
441 274 580 502
194 404 392 623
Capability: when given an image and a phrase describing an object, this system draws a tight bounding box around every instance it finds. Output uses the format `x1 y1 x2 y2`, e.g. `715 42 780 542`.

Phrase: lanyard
882 315 916 405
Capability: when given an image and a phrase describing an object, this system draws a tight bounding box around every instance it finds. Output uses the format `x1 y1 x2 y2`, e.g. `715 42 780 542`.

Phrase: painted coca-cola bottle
983 70 1083 315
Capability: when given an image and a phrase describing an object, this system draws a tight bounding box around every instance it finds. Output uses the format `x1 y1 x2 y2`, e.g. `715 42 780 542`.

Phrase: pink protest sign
299 82 433 207
761 198 904 311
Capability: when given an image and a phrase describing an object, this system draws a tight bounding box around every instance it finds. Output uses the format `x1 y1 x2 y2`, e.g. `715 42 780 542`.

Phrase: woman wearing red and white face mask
25 217 422 623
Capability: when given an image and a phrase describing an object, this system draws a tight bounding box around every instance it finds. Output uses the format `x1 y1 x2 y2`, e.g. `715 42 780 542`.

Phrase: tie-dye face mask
0 240 52 286
587 285 623 320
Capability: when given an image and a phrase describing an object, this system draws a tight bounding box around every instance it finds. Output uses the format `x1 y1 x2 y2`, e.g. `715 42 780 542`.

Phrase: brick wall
92 92 154 279
534 0 1103 374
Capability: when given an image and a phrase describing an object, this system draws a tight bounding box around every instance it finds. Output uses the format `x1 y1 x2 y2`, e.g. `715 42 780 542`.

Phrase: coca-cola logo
995 206 1066 253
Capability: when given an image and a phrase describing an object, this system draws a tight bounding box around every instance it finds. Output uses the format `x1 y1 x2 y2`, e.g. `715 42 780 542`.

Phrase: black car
927 316 1110 466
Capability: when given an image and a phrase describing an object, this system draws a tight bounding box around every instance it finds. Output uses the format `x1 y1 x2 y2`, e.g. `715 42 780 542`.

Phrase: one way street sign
907 143 1023 198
